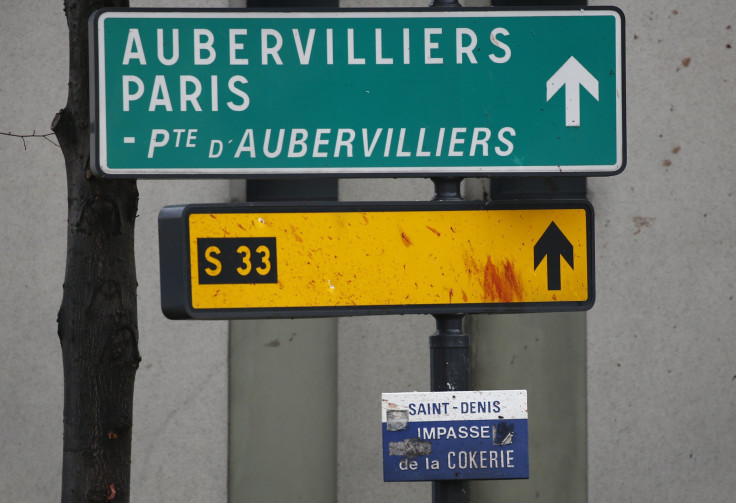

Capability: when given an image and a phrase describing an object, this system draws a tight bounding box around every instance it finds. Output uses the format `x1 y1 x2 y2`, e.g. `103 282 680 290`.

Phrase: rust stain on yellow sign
186 207 589 311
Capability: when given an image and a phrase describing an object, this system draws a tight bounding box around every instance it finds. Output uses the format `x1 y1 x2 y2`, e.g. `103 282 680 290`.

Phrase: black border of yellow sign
159 200 594 319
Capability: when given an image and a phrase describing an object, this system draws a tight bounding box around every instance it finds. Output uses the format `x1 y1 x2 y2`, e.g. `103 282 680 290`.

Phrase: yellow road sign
159 201 593 319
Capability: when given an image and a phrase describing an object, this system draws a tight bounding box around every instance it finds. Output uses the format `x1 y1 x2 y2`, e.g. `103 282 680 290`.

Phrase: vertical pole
428 0 465 493
430 176 469 503
430 315 470 503
430 315 469 393
431 177 463 202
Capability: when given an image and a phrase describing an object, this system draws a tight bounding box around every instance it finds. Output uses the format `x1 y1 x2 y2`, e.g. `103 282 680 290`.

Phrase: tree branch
0 130 60 150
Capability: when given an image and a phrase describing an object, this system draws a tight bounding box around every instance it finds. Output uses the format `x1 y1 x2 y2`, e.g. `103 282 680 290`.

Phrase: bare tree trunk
52 1 139 502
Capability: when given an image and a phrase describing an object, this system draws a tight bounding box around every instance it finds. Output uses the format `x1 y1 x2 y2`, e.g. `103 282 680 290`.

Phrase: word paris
90 8 625 177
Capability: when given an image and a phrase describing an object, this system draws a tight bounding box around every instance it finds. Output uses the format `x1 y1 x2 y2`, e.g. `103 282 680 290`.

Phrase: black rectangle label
196 238 277 285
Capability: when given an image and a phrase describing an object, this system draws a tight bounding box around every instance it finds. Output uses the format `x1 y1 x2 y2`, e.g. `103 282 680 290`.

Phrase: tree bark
52 1 140 502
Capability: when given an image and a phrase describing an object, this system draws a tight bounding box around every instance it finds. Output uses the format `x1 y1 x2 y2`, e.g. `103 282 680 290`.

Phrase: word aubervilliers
120 24 517 160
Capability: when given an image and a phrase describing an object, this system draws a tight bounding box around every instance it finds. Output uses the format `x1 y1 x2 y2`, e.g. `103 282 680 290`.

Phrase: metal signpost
382 391 529 481
86 4 627 502
158 200 594 319
90 8 624 177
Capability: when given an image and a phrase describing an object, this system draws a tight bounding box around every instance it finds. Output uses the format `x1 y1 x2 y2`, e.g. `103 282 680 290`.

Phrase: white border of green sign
90 7 625 178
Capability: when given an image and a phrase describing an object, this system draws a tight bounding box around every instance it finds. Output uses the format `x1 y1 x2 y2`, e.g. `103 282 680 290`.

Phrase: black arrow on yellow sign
534 222 574 291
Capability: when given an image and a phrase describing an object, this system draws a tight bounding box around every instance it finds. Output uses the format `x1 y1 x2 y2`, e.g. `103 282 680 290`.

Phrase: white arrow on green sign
90 7 625 178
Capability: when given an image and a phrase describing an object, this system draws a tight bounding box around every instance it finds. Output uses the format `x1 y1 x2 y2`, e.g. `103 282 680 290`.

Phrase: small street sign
158 200 594 319
91 8 625 177
382 390 529 481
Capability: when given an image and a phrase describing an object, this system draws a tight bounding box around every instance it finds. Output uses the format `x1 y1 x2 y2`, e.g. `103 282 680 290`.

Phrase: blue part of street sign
383 419 530 481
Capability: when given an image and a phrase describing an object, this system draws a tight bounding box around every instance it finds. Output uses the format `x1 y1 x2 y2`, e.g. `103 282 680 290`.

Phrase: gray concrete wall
0 1 230 501
0 3 67 498
229 318 338 502
587 0 736 500
470 313 587 502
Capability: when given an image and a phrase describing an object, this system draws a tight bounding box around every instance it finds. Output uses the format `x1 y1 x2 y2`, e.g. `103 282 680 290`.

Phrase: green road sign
90 8 625 178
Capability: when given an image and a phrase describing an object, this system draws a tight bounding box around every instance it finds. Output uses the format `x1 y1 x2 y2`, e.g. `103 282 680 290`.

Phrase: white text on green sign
91 8 625 177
